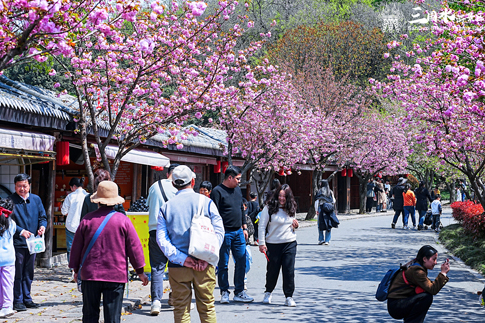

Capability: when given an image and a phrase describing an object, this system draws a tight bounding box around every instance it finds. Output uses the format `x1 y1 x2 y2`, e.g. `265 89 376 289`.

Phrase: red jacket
69 206 145 283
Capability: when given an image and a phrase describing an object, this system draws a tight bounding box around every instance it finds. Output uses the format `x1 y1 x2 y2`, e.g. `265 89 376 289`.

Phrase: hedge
451 201 485 239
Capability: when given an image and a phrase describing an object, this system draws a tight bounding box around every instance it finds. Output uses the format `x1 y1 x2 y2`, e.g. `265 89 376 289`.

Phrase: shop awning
162 152 217 165
0 128 55 151
0 128 56 166
95 144 170 167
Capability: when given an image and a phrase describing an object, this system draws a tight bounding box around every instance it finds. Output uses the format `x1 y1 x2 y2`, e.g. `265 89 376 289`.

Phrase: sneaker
233 291 254 303
318 241 324 245
391 223 395 229
324 242 329 245
403 225 409 230
24 301 40 308
70 271 76 283
220 291 230 304
150 300 161 316
285 297 296 307
0 308 14 318
413 226 417 230
13 303 26 312
417 225 423 231
263 292 272 304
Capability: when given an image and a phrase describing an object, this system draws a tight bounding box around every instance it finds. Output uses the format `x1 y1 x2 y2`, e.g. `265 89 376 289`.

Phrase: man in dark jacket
10 174 47 311
247 192 260 244
391 177 407 229
211 166 253 304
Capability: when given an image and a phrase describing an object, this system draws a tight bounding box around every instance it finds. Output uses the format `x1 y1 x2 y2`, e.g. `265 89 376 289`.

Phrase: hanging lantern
286 170 292 176
151 166 164 171
214 160 221 173
278 168 285 176
56 141 70 166
341 168 347 177
378 172 382 178
222 161 229 173
348 168 353 177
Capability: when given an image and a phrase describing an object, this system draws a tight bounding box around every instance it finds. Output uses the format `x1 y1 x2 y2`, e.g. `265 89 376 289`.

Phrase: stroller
424 210 443 230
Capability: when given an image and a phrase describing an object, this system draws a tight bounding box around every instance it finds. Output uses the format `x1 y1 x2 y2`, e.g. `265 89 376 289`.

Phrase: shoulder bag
77 210 116 292
188 195 220 266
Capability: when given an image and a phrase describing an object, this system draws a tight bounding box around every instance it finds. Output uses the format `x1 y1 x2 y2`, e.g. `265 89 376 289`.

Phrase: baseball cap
172 165 196 187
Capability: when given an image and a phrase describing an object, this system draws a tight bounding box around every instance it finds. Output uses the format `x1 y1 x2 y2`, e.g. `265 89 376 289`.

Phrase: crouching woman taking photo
387 245 450 323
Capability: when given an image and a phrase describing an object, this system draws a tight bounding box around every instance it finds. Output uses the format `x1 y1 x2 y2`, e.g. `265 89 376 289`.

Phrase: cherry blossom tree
0 0 117 71
373 0 485 210
45 0 281 184
339 111 410 213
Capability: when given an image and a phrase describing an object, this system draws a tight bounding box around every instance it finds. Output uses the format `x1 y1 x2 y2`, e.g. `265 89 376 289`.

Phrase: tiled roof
0 76 76 121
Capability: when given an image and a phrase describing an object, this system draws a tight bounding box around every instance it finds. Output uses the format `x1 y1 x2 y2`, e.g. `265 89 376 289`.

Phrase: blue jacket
11 193 47 248
0 219 16 266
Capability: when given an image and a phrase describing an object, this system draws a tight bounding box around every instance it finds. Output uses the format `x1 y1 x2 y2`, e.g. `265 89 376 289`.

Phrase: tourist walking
0 198 30 319
198 181 213 198
211 166 253 303
80 169 125 219
69 181 148 323
431 195 442 232
430 186 440 201
377 179 387 212
259 184 299 307
10 174 46 311
146 164 178 315
157 165 224 323
391 177 407 229
314 180 336 245
247 192 260 245
366 178 376 213
61 177 88 282
402 184 417 230
414 182 433 231
387 245 450 322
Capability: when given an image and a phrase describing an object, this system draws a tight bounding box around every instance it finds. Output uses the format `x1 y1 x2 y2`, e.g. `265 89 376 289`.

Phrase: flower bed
451 201 485 239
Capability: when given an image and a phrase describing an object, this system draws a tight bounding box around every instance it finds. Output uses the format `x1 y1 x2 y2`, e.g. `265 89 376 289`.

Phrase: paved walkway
5 208 484 322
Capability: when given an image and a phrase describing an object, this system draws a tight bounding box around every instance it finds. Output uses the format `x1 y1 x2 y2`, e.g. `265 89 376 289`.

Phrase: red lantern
56 141 70 166
278 168 285 176
378 172 382 178
151 166 164 171
341 168 347 177
214 161 221 173
348 168 353 177
222 161 229 173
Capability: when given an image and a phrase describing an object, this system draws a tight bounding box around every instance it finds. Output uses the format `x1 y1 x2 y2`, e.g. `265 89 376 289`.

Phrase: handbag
26 234 45 254
77 210 116 293
188 195 220 266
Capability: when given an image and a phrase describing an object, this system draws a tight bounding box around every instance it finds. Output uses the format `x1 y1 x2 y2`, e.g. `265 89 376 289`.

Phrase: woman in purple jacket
69 181 148 323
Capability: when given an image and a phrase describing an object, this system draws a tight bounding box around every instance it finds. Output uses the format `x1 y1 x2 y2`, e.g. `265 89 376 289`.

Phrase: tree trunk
305 169 322 220
252 169 273 207
445 181 455 204
357 174 368 214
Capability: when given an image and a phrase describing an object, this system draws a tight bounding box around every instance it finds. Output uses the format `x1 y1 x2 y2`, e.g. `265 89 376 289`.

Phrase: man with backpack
146 163 179 315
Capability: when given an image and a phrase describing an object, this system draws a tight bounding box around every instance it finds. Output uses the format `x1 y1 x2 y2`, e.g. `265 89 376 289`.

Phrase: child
431 195 442 232
0 198 17 318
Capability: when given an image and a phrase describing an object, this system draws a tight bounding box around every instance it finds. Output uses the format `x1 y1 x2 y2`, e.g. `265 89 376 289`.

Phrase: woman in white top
259 184 299 307
61 177 88 279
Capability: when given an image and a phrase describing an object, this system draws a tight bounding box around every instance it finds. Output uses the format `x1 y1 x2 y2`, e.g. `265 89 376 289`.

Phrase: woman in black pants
258 184 299 307
387 245 450 322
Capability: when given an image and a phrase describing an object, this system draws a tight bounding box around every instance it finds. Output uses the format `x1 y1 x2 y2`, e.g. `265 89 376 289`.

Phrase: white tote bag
26 234 45 254
188 195 219 266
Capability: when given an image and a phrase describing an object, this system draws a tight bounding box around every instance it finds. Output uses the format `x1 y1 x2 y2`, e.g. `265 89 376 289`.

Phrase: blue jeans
403 206 416 226
218 229 246 295
418 209 427 227
65 229 75 265
149 230 167 303
392 209 404 225
318 229 331 243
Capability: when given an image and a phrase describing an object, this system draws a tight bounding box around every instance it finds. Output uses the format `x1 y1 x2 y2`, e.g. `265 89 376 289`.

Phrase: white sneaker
220 291 230 304
324 242 329 245
0 307 14 318
403 225 409 230
318 241 324 245
150 300 161 316
413 226 417 230
285 297 296 307
233 290 254 303
263 292 272 304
